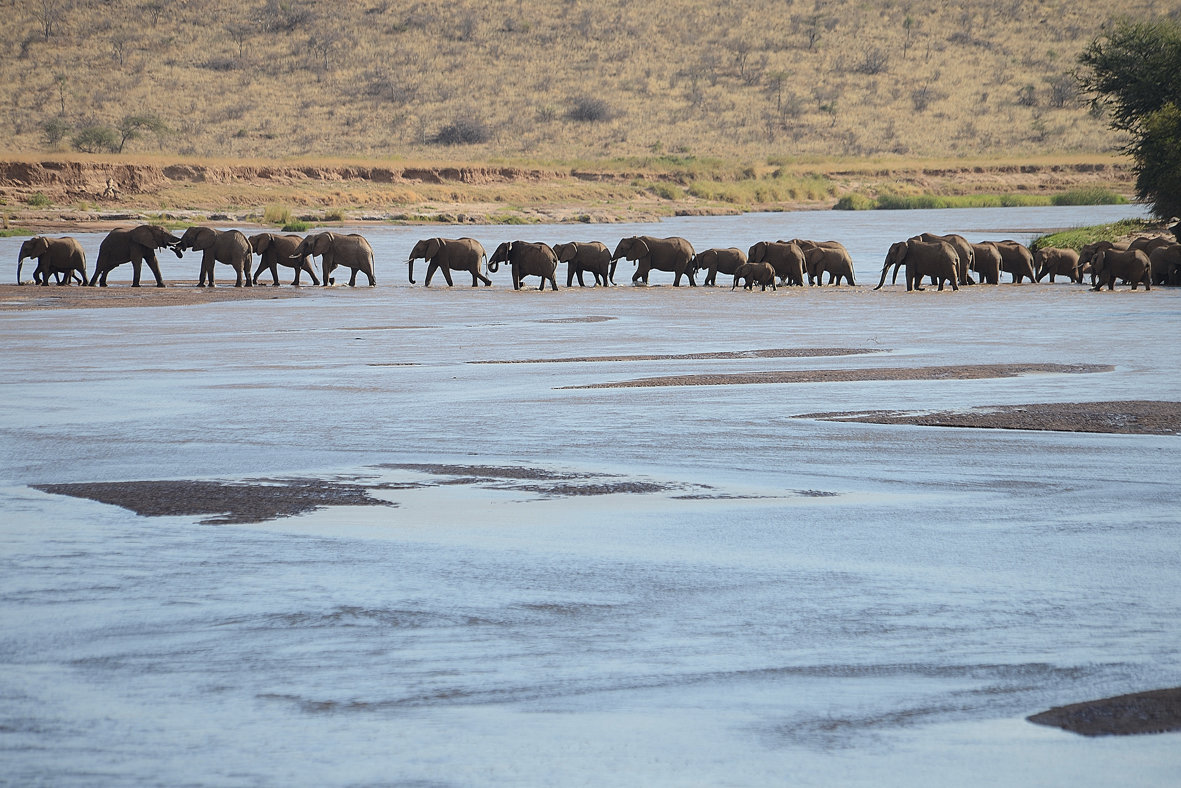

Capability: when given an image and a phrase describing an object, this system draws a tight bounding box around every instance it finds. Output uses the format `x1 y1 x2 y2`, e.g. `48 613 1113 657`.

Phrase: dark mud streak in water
379 463 584 481
1027 687 1181 736
380 463 686 497
800 400 1181 436
32 478 403 525
474 347 884 365
563 363 1114 389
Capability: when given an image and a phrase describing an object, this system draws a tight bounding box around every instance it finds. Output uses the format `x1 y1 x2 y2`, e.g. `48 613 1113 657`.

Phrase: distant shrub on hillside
71 125 119 153
431 117 491 145
567 96 613 123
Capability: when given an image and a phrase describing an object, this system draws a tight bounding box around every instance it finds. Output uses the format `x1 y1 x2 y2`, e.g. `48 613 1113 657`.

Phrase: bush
26 192 51 207
430 117 491 145
566 96 613 123
71 125 119 153
40 118 70 148
263 205 293 225
834 193 875 210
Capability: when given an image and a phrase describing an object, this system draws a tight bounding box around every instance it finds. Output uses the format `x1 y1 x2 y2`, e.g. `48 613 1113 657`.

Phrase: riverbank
0 154 1135 233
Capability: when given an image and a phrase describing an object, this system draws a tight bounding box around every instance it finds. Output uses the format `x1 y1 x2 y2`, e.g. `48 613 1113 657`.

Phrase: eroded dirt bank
0 157 1136 230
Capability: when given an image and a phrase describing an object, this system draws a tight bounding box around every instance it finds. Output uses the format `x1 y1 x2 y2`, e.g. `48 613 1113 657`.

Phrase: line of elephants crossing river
7 204 1165 295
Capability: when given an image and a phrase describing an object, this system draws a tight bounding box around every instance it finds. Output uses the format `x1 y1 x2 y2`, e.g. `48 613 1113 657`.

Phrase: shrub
26 192 51 207
71 125 119 153
834 193 875 210
263 205 293 225
566 96 613 123
1050 187 1127 206
430 117 491 145
40 118 70 149
282 219 309 232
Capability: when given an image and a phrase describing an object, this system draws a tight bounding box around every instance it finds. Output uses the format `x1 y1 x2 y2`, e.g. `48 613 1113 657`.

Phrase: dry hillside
0 0 1160 162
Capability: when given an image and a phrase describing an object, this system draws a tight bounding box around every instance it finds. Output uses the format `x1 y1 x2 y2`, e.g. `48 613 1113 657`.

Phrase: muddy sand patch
33 478 405 524
0 282 306 310
563 363 1112 389
799 400 1181 435
1028 687 1181 736
475 348 883 365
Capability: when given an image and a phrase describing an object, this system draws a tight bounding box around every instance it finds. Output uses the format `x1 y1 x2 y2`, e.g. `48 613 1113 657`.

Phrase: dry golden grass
0 0 1154 163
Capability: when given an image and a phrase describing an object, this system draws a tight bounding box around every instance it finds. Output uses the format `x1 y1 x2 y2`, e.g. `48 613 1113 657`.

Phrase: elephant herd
15 224 1181 293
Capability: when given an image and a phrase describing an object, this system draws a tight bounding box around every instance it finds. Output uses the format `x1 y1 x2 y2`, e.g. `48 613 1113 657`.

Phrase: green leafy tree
1078 18 1181 218
72 125 120 153
117 114 168 152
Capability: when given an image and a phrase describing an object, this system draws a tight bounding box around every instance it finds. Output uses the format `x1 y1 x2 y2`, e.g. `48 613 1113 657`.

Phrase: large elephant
788 239 855 286
17 236 86 285
249 232 320 286
1034 247 1082 283
731 261 776 291
874 239 959 291
692 247 746 286
1148 243 1181 286
917 232 975 285
489 241 559 291
1079 240 1129 286
408 237 489 287
297 232 376 287
611 236 696 286
748 241 805 286
177 226 253 287
969 241 1002 285
89 225 182 287
553 241 611 287
994 240 1036 283
1092 248 1151 290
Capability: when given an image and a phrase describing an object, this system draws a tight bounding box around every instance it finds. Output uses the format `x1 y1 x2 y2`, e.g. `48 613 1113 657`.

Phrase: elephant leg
473 267 490 287
305 261 321 286
234 263 245 287
131 259 144 287
440 265 455 287
348 267 359 287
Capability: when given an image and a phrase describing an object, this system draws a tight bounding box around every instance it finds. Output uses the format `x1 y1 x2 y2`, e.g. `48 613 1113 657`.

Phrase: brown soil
0 282 309 310
33 478 403 525
563 363 1113 389
0 157 1135 231
473 348 884 365
1028 687 1181 736
800 400 1181 435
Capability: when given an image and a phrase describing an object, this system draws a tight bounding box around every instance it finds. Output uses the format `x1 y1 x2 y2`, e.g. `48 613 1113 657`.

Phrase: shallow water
3 205 1180 786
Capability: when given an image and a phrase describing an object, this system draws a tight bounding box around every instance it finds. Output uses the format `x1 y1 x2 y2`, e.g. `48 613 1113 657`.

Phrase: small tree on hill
1079 17 1181 218
72 125 119 153
117 114 168 152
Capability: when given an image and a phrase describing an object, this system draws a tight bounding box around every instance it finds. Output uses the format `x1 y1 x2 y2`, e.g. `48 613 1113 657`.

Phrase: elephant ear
425 238 443 258
633 238 651 257
131 225 163 248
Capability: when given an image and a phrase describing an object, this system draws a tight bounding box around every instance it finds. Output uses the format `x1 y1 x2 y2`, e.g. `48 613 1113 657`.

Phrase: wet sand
564 363 1114 389
798 400 1181 436
1028 687 1181 736
0 282 305 310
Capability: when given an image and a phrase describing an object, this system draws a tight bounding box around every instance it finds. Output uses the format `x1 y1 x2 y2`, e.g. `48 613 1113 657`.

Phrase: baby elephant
732 261 777 291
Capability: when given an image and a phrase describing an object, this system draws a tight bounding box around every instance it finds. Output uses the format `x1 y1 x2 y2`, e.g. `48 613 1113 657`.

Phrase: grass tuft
1031 219 1156 252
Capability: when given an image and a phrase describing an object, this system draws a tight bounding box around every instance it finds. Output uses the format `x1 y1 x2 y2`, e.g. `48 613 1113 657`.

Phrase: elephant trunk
17 255 28 284
408 257 416 284
488 259 499 273
872 261 891 291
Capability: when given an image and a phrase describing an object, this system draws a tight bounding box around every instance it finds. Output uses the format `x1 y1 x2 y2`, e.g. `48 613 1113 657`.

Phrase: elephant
177 226 253 287
994 240 1037 283
553 241 611 287
787 239 855 286
969 241 1003 285
249 232 320 286
874 239 959 291
296 231 376 287
408 237 489 287
692 247 746 286
1129 234 1172 256
89 225 182 287
748 241 806 286
731 261 776 291
611 236 696 286
17 236 86 286
1079 241 1129 286
1034 247 1082 283
488 241 559 291
916 232 975 285
1092 248 1151 290
1148 243 1181 286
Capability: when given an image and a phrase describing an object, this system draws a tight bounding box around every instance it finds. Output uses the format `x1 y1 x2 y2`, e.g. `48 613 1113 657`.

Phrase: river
2 204 1179 786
